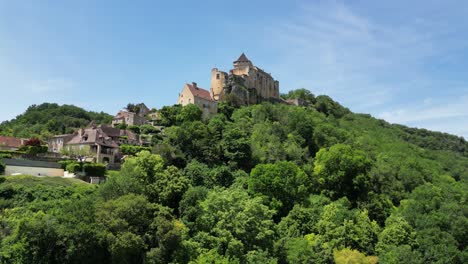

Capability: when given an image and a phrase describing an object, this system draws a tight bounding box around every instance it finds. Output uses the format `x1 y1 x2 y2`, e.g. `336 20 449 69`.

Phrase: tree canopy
1 91 467 263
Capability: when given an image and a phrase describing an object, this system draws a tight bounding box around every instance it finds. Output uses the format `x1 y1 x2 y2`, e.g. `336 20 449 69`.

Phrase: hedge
0 150 26 155
65 162 81 173
0 160 5 174
120 144 152 155
0 154 12 159
58 160 77 170
83 163 106 177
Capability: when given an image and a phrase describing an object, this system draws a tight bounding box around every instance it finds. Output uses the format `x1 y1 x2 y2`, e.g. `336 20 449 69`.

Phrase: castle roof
0 136 24 149
186 83 214 101
65 125 139 148
234 53 250 63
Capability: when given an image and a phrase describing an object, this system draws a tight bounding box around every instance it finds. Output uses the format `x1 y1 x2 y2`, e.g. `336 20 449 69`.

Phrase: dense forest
0 91 467 263
0 103 113 139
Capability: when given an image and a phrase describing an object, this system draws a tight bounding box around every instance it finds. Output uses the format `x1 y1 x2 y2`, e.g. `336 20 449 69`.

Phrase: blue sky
1 0 468 138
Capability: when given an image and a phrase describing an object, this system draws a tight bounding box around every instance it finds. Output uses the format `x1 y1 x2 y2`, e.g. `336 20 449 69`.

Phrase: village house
177 82 218 118
0 136 27 151
48 134 74 153
112 110 147 127
111 103 151 127
50 122 141 164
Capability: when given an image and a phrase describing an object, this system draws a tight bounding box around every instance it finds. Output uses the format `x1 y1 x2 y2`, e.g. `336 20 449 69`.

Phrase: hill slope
0 103 113 139
0 93 467 263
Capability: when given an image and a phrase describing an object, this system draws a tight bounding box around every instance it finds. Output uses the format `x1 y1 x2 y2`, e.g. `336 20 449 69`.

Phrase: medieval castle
178 53 280 117
210 53 280 102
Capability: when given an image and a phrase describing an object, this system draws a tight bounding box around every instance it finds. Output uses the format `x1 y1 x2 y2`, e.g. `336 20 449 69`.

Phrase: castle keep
178 53 280 117
211 53 280 103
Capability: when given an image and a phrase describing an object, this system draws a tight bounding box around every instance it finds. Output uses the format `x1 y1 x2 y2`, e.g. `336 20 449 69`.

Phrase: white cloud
379 98 468 124
264 1 468 137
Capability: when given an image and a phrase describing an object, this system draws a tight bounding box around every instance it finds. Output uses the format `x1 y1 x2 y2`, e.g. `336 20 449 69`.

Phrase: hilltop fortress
210 53 280 103
178 53 280 117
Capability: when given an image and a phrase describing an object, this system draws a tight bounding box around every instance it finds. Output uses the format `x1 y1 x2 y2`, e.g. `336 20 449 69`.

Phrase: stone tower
210 68 227 101
210 53 280 102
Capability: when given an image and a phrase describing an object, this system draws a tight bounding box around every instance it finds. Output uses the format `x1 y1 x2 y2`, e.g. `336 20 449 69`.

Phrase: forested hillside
0 94 467 263
0 103 113 139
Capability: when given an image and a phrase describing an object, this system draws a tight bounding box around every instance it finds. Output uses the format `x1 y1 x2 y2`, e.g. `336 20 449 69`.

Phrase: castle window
216 73 220 79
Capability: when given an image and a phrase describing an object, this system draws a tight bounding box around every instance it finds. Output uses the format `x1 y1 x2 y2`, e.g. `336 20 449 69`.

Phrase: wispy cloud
265 1 468 137
379 96 468 124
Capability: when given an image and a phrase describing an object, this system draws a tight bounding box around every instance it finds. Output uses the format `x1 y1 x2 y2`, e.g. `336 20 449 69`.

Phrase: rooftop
186 83 213 101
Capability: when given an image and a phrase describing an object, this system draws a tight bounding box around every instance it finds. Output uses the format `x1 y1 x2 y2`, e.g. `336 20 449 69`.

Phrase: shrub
0 154 12 159
66 162 81 173
0 160 5 174
24 138 42 147
128 125 141 134
120 144 151 155
58 160 76 170
83 163 107 177
140 125 160 134
19 145 48 155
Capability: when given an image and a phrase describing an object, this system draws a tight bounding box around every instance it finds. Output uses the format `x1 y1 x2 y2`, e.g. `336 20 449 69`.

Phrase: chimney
192 82 197 89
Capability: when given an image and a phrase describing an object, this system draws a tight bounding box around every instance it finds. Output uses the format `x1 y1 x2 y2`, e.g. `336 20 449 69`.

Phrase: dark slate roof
234 53 250 63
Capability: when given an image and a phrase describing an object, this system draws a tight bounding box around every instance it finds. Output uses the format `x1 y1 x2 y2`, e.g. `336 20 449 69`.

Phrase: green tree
281 88 316 105
159 105 182 126
333 248 377 264
178 104 203 123
249 161 310 219
313 144 372 202
194 188 276 260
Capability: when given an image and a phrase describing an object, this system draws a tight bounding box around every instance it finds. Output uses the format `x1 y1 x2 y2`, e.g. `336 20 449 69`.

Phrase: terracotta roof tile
0 136 23 148
186 83 214 101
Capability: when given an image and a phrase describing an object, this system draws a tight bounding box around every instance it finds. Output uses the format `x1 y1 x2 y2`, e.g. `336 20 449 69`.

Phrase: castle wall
178 84 218 119
231 66 279 100
177 85 195 106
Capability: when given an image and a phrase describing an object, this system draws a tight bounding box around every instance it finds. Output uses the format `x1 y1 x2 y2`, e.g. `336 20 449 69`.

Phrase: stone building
112 110 147 127
210 53 280 104
0 136 27 151
177 82 218 118
111 103 150 127
49 122 142 164
48 134 74 153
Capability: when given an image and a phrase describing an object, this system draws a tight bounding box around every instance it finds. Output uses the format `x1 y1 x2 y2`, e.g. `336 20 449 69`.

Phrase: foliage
0 159 5 174
178 104 203 123
281 88 317 105
83 163 107 177
140 124 160 134
1 95 468 263
120 144 152 155
24 137 42 147
0 154 11 159
127 125 141 134
333 248 378 264
66 162 81 173
249 161 310 219
19 145 48 155
313 144 372 203
0 103 112 139
58 159 76 170
125 103 142 114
